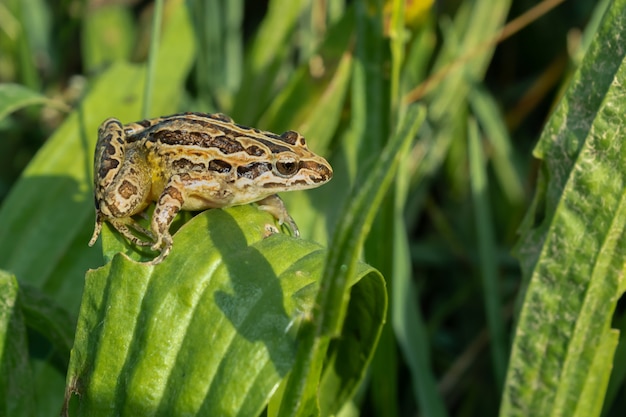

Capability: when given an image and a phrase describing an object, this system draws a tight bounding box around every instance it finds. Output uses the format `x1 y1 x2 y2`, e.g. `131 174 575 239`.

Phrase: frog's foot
149 234 172 265
88 212 103 247
257 194 300 237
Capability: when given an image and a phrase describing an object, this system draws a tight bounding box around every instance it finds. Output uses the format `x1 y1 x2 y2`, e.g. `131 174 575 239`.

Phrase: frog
89 112 333 264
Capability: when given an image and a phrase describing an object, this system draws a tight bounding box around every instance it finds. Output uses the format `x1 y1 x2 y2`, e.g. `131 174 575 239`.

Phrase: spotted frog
89 112 333 264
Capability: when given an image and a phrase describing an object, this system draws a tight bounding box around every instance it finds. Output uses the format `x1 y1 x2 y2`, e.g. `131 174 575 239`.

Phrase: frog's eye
274 157 299 177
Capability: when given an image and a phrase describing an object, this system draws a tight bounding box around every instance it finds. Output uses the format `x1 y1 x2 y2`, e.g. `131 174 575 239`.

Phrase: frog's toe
149 248 170 265
149 235 172 264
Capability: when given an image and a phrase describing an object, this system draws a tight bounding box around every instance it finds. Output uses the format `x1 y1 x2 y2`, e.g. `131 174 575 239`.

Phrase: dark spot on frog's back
280 130 300 145
208 135 245 154
245 145 266 157
172 158 206 172
151 129 178 144
254 138 291 154
208 159 232 173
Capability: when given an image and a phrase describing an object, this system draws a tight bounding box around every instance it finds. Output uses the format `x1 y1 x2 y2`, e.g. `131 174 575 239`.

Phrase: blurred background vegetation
0 0 619 416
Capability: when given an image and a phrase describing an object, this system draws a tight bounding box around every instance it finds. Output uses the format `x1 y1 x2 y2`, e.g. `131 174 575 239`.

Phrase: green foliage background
1 0 626 416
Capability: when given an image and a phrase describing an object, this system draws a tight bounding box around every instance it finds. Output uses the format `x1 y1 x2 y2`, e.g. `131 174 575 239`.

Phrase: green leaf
469 85 524 205
501 1 626 416
0 270 34 417
0 83 68 122
64 205 380 417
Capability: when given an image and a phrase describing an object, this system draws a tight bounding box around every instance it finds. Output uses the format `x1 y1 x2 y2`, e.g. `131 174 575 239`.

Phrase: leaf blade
501 1 626 415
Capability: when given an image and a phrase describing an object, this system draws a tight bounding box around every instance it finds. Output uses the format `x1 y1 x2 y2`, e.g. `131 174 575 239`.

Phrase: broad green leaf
0 4 195 314
501 1 626 416
0 271 34 417
64 205 381 417
0 83 68 122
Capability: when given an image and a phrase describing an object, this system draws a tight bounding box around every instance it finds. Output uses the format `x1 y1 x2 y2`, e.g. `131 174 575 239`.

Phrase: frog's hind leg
94 118 127 194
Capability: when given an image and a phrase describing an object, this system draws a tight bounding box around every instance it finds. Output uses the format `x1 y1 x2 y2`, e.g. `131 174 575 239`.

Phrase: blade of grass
469 85 524 206
277 104 425 417
390 6 446 411
393 146 449 417
388 0 405 123
142 0 164 118
353 3 397 416
468 117 507 389
258 9 354 244
368 3 408 417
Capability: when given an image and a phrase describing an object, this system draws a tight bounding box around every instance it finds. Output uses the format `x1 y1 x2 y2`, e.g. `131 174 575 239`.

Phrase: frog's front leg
257 194 300 237
149 173 233 264
149 176 186 265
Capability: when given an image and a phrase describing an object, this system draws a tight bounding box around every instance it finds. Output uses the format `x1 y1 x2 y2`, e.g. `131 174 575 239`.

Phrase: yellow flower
384 0 433 32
